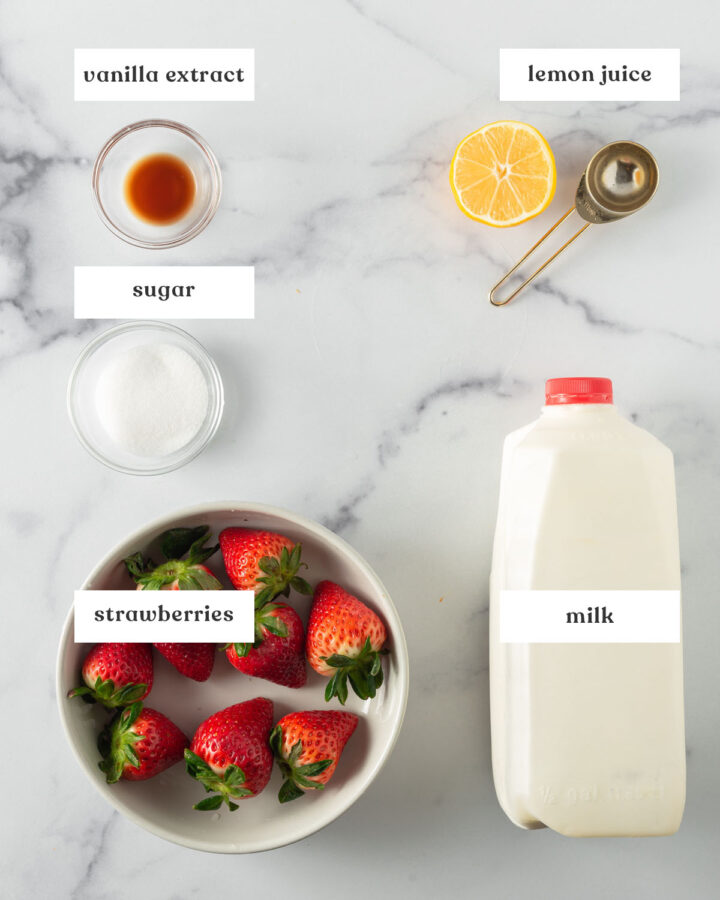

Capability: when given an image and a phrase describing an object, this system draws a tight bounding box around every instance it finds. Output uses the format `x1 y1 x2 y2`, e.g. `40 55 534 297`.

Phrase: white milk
489 378 685 836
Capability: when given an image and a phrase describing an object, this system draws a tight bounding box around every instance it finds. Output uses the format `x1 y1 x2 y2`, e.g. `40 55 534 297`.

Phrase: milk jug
489 377 685 836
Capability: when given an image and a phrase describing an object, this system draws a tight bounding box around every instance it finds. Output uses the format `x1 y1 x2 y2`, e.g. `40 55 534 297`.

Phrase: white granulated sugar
95 342 209 457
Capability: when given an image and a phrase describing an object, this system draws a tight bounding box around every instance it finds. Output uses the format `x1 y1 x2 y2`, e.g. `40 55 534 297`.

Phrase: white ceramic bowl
56 503 409 853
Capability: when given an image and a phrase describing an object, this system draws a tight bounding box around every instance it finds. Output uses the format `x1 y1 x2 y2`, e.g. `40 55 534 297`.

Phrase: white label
499 49 680 101
74 266 254 320
75 49 255 101
74 590 255 642
500 590 681 643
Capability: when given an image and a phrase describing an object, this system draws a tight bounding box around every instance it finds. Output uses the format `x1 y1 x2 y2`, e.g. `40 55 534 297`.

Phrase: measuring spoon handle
489 207 591 307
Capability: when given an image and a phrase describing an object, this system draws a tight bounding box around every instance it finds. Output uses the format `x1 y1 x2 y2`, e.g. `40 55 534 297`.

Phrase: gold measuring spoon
489 140 659 307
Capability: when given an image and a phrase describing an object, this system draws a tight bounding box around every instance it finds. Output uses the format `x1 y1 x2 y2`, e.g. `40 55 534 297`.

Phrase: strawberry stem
321 637 389 705
124 525 221 590
67 676 148 709
184 750 252 811
98 702 145 784
269 726 332 803
254 544 311 609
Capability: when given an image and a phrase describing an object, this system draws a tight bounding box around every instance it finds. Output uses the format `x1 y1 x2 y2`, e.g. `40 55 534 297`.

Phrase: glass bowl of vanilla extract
92 119 222 249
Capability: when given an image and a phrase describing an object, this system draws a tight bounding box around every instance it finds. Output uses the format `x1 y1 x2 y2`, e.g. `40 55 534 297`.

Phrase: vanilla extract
82 64 245 83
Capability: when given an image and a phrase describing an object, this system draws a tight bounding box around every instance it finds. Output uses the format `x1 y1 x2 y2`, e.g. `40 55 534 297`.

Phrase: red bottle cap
545 377 613 405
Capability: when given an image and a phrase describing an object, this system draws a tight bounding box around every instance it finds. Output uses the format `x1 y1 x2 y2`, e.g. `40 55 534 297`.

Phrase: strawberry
219 527 311 688
269 710 358 803
184 698 274 811
306 581 388 704
67 642 153 708
98 702 188 783
218 528 311 604
226 602 306 688
125 525 221 682
124 525 223 591
153 642 216 682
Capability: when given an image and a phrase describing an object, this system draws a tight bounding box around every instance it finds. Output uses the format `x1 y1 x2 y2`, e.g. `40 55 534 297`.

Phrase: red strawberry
124 525 221 682
270 710 358 803
185 698 274 811
219 528 311 604
219 527 311 688
98 702 188 783
67 642 153 708
306 581 388 704
153 642 216 682
226 602 306 688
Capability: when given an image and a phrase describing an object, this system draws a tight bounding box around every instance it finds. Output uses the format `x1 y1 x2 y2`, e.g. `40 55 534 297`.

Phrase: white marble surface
2 1 720 897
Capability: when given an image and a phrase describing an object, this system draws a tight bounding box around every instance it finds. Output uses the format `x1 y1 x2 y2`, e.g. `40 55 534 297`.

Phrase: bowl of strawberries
57 502 409 853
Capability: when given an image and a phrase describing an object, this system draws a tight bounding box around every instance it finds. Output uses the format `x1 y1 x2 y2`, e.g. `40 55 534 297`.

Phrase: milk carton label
499 49 680 101
74 590 254 642
500 590 681 643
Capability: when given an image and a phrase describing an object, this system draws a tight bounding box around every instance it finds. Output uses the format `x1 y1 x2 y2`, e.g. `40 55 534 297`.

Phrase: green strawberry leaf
184 749 213 780
288 740 303 766
177 566 222 590
123 551 152 579
348 667 370 699
324 670 349 705
185 749 251 811
336 671 349 705
296 760 332 777
123 744 140 768
113 683 147 704
186 531 220 566
293 772 321 789
320 636 389 704
290 575 312 595
259 556 281 575
68 677 147 710
268 725 283 757
254 585 277 609
194 795 223 811
66 685 93 700
127 525 220 590
253 544 310 610
258 615 288 638
98 702 145 784
324 672 338 703
324 653 355 667
270 727 334 802
223 764 246 788
278 779 305 804
160 526 210 561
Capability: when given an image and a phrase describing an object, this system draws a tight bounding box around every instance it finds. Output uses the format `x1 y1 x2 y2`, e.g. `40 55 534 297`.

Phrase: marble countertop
2 1 719 897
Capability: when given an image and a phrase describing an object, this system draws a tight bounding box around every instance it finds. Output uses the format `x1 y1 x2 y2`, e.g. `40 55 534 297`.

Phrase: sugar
95 342 209 457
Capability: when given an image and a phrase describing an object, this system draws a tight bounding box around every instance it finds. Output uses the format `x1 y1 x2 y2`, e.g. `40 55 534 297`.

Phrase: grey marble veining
2 1 720 898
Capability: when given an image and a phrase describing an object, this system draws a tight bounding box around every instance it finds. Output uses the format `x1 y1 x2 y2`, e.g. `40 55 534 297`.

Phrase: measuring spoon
489 140 659 307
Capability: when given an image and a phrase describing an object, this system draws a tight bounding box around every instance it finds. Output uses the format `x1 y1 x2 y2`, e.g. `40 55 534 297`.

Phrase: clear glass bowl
68 322 224 475
92 120 222 249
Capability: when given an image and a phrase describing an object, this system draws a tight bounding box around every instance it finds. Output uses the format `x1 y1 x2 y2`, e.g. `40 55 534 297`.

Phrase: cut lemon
449 121 556 227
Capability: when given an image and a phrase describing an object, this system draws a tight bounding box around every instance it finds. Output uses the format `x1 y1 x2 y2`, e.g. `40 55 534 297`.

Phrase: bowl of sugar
67 321 224 475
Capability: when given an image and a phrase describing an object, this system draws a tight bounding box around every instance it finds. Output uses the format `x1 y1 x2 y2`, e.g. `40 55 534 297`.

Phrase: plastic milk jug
489 378 685 836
